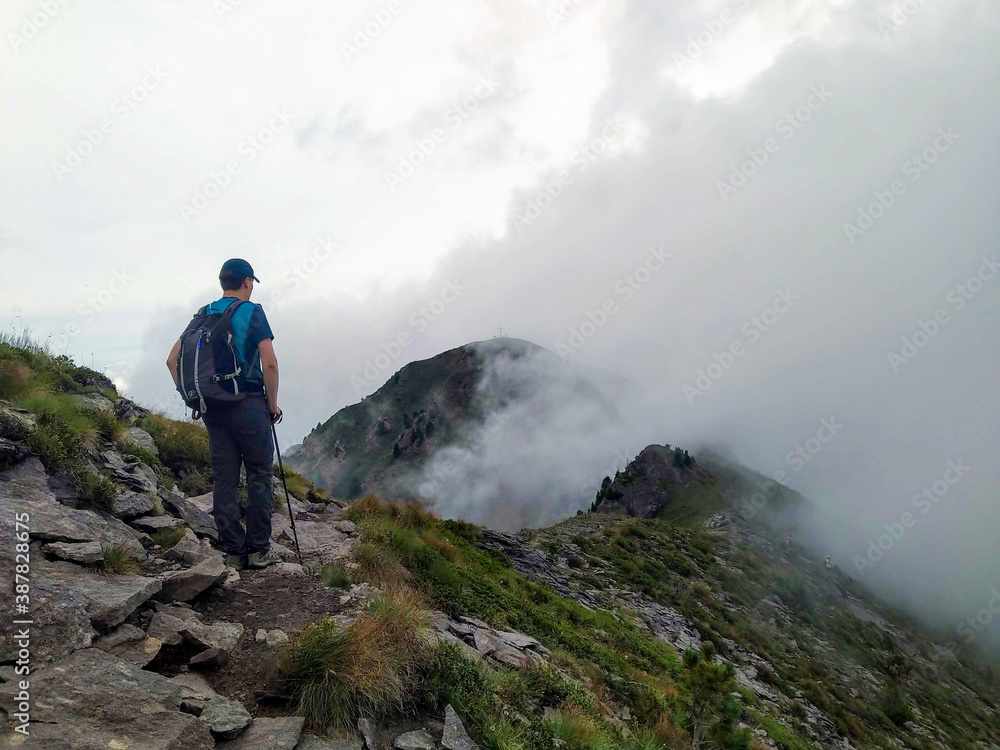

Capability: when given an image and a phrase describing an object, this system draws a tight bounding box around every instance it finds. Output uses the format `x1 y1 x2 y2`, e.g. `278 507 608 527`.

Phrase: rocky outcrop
215 716 305 749
155 556 228 602
199 695 253 739
111 489 156 519
172 672 219 715
93 623 162 666
428 610 550 668
442 704 476 750
0 648 214 750
40 539 104 564
163 489 219 541
592 444 707 518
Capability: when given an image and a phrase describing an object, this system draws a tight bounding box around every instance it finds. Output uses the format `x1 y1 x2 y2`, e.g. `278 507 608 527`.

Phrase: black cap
219 258 259 283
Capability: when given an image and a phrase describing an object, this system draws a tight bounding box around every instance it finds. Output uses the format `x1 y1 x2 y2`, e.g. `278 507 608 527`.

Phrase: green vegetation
151 526 188 549
99 542 140 575
74 468 121 512
282 465 332 503
280 586 434 730
320 562 352 588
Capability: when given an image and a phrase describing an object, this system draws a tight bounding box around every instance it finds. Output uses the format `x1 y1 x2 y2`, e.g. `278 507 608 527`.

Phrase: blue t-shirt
206 297 274 391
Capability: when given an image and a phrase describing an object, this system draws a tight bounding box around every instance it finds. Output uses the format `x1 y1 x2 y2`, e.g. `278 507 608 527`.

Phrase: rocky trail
0 397 555 749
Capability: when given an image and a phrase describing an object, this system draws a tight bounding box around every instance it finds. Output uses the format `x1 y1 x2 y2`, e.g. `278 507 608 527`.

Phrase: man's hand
166 339 182 388
269 405 283 425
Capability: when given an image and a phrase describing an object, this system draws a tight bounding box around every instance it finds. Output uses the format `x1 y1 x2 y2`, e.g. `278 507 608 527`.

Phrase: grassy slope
0 334 328 504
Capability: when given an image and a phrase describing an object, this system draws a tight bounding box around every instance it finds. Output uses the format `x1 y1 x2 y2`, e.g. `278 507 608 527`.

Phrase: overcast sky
3 0 998 647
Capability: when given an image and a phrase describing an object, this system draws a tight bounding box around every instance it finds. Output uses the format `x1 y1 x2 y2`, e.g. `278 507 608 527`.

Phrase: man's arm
258 337 279 416
166 339 181 388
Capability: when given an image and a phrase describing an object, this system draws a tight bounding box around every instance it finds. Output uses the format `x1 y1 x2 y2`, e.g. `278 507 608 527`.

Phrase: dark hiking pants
203 393 274 556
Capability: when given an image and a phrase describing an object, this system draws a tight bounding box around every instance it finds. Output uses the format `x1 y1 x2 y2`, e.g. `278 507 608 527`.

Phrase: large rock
0 458 107 542
125 424 159 453
133 514 187 533
93 623 163 666
296 736 364 749
0 648 214 750
25 557 161 630
172 672 219 715
147 602 203 645
156 557 227 601
180 620 244 652
101 448 160 493
112 489 156 519
0 565 96 666
41 540 104 564
164 529 224 566
357 718 377 750
0 436 30 468
216 716 306 750
0 458 146 561
443 704 476 750
73 392 116 413
0 401 36 439
393 728 436 750
199 695 252 739
163 489 219 541
189 647 229 669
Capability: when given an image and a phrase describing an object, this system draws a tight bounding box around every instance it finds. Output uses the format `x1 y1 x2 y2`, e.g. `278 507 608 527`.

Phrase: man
166 258 282 570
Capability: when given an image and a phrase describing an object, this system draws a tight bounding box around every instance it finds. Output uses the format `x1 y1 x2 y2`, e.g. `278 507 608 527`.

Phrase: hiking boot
247 547 281 569
226 553 248 570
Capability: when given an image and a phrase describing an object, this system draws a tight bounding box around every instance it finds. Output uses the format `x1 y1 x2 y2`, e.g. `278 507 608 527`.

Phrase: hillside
287 338 627 510
1 337 999 750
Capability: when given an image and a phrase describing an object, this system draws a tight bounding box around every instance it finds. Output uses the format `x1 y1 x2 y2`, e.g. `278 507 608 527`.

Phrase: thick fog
3 1 998 654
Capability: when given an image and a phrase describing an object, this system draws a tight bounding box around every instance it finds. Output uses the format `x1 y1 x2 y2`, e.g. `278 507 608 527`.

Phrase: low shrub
151 526 188 549
281 586 434 730
100 543 140 575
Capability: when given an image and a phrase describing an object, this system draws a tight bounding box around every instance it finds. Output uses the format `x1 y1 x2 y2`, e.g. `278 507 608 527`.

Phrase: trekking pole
271 419 305 568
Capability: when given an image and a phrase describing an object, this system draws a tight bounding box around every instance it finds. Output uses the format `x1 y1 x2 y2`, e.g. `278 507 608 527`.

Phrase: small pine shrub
881 681 913 727
75 470 120 512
